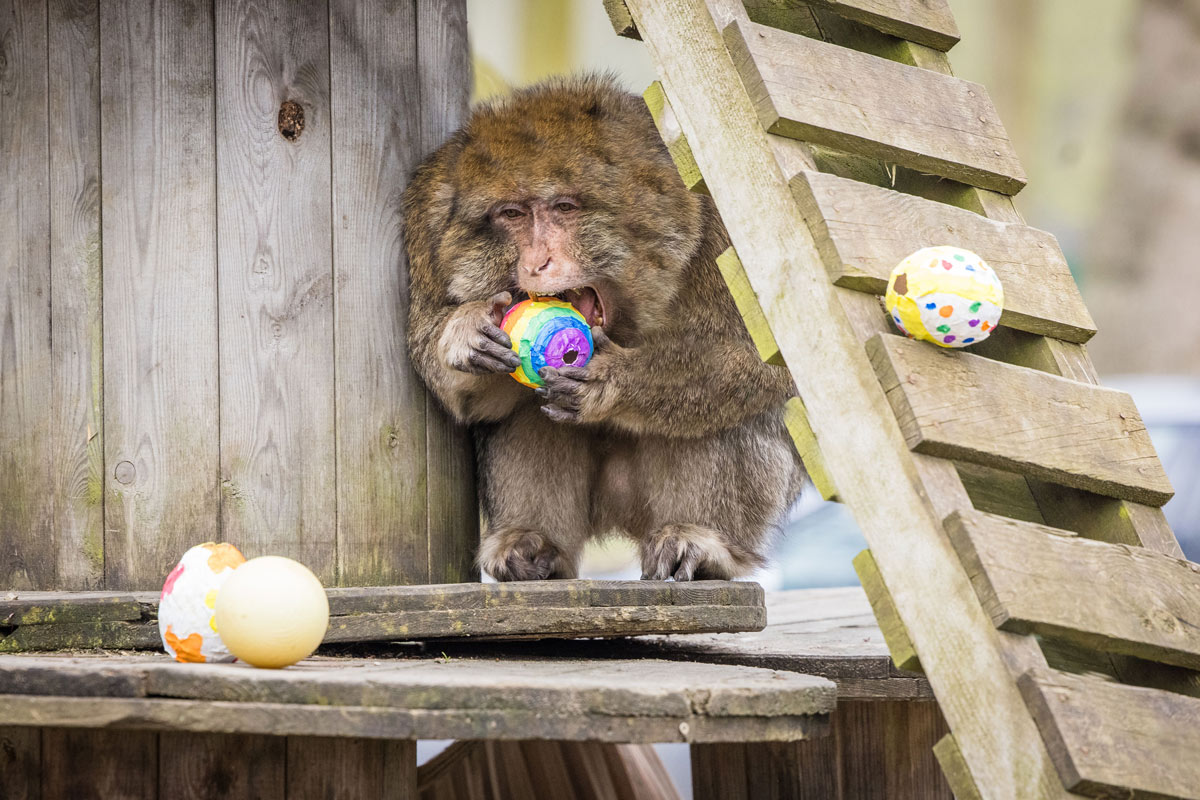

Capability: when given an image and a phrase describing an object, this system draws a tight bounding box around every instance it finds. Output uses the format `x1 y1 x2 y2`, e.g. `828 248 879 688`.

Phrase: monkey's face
412 77 707 340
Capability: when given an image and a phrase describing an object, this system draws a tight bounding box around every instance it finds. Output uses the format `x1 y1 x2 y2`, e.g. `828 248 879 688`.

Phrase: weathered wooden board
0 0 53 591
329 0 428 586
48 0 105 590
0 653 834 743
158 731 287 800
287 737 415 800
852 551 921 674
622 587 932 699
418 0 479 585
693 701 951 800
869 333 1173 506
724 19 1025 193
789 0 959 52
793 169 1096 343
100 0 221 590
215 0 337 582
0 592 143 626
645 80 709 193
0 581 766 651
1019 668 1200 800
41 727 159 799
947 510 1200 671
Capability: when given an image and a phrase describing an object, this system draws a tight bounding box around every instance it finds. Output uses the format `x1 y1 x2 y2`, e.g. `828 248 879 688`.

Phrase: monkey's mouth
523 286 607 329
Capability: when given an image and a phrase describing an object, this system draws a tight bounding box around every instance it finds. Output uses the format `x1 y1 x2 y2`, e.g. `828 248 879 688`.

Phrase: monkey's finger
481 322 513 349
541 366 589 384
590 326 614 351
541 404 579 424
477 338 521 368
487 291 513 324
673 547 703 582
466 350 515 374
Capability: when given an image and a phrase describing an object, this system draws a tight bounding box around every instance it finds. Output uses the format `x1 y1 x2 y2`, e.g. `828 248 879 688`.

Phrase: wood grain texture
41 727 158 800
417 0 478 584
0 580 765 650
715 247 783 364
783 397 838 501
791 0 959 52
287 737 415 800
100 0 220 589
869 333 1173 506
0 0 53 591
852 550 920 673
1019 667 1200 800
932 735 984 800
948 510 1200 671
0 726 40 800
0 653 834 743
622 587 932 699
793 169 1096 342
157 732 285 800
48 0 105 590
619 0 1070 795
216 0 337 581
330 0 428 586
725 19 1024 193
693 701 950 799
0 592 142 626
644 80 709 193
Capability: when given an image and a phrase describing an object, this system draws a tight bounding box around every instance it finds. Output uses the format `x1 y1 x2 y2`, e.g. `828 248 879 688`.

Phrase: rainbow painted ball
500 298 594 388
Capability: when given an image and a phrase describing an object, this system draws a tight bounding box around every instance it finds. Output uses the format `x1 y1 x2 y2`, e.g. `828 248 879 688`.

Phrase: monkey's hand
438 291 522 375
536 327 623 424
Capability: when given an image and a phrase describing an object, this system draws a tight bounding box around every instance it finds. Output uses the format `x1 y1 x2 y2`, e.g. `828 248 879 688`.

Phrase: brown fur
402 75 804 581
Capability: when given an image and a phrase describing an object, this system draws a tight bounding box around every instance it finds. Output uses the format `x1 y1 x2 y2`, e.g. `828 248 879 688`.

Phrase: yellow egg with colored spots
885 246 1003 348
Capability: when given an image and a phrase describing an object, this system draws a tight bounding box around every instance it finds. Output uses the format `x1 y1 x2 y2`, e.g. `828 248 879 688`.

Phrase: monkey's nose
526 258 552 276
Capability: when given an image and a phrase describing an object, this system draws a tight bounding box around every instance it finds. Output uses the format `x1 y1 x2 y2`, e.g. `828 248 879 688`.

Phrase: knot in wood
278 100 305 141
114 461 136 485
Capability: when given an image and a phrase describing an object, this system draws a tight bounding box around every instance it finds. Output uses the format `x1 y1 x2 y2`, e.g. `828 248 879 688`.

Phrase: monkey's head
402 74 708 340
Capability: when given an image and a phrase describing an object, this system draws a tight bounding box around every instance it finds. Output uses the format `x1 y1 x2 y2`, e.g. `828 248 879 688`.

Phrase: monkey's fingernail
534 388 548 398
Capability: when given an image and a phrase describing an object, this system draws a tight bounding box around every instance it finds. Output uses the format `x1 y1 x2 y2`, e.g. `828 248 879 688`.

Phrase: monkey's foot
477 529 578 581
640 524 760 581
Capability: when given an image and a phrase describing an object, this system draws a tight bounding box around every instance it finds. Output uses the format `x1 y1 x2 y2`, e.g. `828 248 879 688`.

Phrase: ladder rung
793 169 1096 343
725 19 1025 194
1019 667 1200 800
868 333 1174 506
947 510 1200 670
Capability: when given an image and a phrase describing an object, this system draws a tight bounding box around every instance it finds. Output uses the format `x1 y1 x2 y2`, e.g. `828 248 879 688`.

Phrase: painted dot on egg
925 302 937 309
944 335 956 343
939 306 953 318
937 324 950 333
970 301 981 312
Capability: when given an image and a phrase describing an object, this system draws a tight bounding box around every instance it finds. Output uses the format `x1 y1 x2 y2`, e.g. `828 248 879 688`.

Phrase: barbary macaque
402 75 803 581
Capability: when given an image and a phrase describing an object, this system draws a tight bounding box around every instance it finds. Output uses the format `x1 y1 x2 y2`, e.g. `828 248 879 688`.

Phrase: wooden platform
0 580 766 652
0 651 832 744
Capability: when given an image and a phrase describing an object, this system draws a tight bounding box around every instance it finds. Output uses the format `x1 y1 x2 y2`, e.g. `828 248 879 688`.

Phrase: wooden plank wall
0 0 476 591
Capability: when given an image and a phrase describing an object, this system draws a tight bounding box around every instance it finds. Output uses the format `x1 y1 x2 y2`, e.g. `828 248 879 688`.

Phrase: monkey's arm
407 292 528 424
539 329 794 438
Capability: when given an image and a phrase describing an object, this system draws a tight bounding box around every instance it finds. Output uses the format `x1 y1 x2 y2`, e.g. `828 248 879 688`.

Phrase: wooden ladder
607 1 1200 798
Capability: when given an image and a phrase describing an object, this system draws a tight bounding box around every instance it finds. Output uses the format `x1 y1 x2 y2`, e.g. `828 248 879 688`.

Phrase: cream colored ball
213 556 329 668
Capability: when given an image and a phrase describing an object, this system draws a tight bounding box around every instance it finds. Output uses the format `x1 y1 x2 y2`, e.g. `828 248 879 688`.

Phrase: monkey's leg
636 413 801 581
477 404 596 580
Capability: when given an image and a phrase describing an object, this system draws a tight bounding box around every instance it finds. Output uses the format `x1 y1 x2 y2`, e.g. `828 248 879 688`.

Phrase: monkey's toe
477 529 576 581
640 524 745 581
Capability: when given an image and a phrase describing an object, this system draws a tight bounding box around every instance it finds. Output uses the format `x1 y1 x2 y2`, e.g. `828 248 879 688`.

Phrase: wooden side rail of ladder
606 1 1200 798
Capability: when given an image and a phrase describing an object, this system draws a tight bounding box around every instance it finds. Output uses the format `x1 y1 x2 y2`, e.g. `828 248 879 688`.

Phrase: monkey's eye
555 200 579 213
499 207 525 219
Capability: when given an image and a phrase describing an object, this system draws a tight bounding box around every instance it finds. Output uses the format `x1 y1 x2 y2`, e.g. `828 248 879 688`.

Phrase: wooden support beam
852 550 920 673
644 81 708 193
724 19 1025 193
947 510 1200 671
793 170 1096 343
869 333 1174 506
1019 668 1200 800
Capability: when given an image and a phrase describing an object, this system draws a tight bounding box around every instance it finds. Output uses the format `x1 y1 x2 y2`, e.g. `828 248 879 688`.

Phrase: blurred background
465 0 1200 582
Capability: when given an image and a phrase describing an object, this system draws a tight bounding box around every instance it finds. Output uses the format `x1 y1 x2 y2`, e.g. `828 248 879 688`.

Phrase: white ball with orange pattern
158 542 246 663
885 246 1003 348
